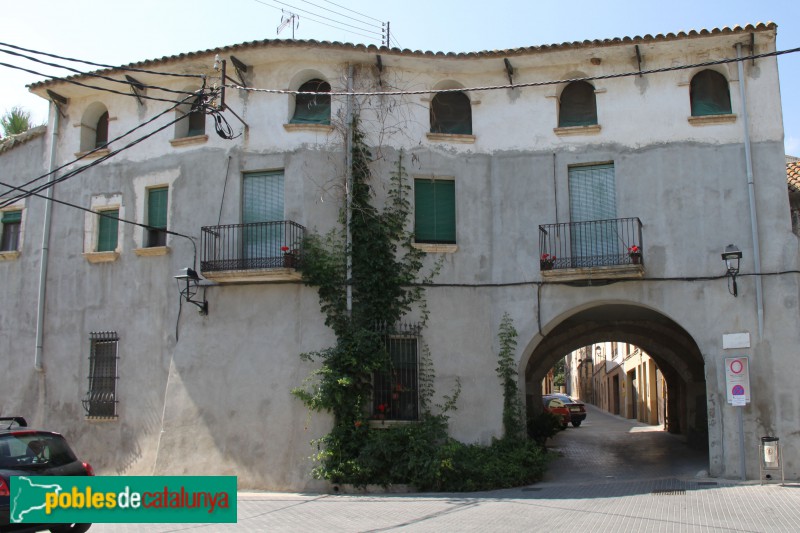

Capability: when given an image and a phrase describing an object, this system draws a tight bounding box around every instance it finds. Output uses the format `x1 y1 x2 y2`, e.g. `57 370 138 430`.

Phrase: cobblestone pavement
89 406 800 532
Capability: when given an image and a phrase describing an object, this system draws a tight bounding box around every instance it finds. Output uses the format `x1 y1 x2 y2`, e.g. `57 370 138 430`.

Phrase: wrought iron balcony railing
201 220 306 273
538 217 643 271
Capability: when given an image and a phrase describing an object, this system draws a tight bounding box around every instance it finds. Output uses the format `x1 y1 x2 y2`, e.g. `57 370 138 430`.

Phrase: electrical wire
318 0 384 24
300 0 382 28
264 0 383 35
0 47 196 97
0 178 198 267
0 41 203 79
252 0 383 42
0 91 203 208
223 46 800 97
0 61 197 105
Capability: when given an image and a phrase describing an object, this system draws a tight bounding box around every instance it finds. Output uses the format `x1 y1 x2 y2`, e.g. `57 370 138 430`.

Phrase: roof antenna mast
277 10 299 39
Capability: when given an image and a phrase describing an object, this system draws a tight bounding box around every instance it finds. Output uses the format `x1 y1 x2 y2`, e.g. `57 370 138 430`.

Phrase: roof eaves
28 22 777 91
0 125 47 155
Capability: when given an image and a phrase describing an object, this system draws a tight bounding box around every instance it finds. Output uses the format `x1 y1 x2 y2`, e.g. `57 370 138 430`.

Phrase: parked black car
0 417 93 533
545 394 587 427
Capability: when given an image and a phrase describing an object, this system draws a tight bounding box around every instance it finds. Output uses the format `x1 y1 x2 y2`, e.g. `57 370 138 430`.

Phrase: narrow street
542 403 709 484
86 406 800 532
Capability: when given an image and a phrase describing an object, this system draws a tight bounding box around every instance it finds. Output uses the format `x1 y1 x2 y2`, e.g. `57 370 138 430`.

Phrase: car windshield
0 433 77 468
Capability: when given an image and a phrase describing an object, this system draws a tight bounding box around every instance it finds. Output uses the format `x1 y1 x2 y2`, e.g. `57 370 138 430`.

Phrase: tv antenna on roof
277 10 299 39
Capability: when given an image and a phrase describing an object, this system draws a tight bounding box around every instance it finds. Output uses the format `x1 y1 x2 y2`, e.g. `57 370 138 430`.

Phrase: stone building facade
1 23 797 489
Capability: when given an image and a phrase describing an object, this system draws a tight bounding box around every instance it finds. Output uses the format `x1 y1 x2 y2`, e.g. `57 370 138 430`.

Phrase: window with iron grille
83 331 119 418
372 327 419 421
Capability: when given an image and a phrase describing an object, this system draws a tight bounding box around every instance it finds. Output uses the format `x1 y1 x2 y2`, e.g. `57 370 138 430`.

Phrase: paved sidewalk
89 406 800 532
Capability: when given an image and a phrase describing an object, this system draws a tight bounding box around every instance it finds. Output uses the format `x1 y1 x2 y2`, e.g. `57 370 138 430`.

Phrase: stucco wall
2 26 798 488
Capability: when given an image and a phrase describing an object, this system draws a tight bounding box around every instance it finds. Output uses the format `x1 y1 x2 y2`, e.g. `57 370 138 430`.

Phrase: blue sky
2 0 798 154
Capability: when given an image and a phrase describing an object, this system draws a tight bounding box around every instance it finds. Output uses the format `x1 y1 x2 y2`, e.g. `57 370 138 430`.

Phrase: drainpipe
34 102 59 372
736 42 764 340
345 64 354 316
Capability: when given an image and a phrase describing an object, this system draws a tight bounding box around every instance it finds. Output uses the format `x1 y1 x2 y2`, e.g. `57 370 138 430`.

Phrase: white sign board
725 357 750 405
723 332 751 349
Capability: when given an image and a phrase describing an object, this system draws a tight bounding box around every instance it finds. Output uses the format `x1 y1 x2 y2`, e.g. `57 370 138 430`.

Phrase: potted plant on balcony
540 253 556 271
628 245 641 264
281 245 296 268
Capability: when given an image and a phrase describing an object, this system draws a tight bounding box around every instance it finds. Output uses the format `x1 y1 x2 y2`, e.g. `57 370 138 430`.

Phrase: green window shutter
97 210 119 252
415 179 456 244
243 172 284 223
147 187 168 229
2 211 22 224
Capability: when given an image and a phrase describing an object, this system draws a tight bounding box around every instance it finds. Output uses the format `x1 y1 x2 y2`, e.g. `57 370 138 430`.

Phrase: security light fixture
721 244 743 297
174 267 208 315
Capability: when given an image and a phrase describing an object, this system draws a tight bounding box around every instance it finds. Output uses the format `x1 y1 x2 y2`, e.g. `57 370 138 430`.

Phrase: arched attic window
79 102 109 153
430 92 472 135
290 79 331 125
558 81 597 127
690 70 732 116
175 91 206 139
95 111 109 149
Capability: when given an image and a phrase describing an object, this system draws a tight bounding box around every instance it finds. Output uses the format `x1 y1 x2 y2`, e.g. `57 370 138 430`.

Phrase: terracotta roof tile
788 161 800 194
28 23 777 91
0 125 46 155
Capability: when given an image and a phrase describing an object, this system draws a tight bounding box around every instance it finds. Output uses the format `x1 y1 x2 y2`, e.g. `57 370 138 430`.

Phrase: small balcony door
243 171 284 266
568 163 617 267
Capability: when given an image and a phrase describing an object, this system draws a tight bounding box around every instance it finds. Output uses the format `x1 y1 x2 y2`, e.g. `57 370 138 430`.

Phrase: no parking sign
725 357 750 405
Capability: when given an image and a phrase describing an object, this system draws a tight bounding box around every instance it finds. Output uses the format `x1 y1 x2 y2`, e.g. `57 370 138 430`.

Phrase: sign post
725 357 750 480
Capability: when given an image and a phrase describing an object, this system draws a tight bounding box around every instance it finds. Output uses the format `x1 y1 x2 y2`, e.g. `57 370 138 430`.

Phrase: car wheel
572 420 582 427
50 524 92 533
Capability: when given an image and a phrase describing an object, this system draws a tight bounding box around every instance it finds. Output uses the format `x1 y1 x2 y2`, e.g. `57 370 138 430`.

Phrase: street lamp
721 244 743 297
175 267 209 315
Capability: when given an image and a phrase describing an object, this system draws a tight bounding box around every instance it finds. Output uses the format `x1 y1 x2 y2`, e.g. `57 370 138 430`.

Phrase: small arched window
186 96 206 137
291 79 331 125
690 70 731 116
559 81 597 127
79 103 109 153
174 91 206 139
95 111 109 149
430 92 472 135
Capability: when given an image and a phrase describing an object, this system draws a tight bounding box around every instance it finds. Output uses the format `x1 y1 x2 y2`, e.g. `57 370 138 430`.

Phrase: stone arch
521 302 708 447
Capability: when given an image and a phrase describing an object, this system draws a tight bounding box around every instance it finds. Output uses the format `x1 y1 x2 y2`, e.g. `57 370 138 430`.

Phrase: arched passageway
525 304 708 450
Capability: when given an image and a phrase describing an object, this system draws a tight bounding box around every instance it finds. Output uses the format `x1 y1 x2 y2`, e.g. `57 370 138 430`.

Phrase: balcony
200 220 305 283
538 217 644 283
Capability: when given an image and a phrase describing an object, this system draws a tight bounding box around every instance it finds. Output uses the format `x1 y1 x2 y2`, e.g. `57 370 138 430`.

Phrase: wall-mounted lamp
175 267 208 315
595 345 602 359
721 244 743 297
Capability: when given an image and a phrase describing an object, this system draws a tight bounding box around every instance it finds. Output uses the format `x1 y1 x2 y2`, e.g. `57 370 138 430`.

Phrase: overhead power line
0 41 203 79
252 0 383 42
0 91 219 209
222 46 800 97
0 61 195 105
0 47 195 97
318 0 384 24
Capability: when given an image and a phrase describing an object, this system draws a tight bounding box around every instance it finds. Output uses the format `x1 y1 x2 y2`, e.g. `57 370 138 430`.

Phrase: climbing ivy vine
293 115 548 491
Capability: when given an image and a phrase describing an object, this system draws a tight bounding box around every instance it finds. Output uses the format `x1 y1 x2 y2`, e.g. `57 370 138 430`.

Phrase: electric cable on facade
0 47 198 96
0 92 206 207
221 46 800 97
0 40 203 79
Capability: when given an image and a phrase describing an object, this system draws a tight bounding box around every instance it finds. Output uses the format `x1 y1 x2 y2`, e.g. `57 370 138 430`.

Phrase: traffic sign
725 357 750 405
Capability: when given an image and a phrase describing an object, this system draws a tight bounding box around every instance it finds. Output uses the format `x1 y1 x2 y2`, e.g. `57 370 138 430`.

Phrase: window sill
369 419 417 429
0 250 21 261
74 148 110 159
283 123 335 134
688 114 737 126
412 243 458 254
85 416 119 422
83 251 119 263
426 132 475 144
169 134 208 147
553 124 601 136
134 246 170 257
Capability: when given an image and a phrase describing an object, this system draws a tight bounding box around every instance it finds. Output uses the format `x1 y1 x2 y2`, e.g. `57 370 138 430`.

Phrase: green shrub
527 411 564 446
